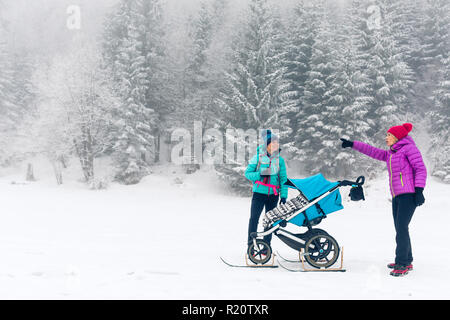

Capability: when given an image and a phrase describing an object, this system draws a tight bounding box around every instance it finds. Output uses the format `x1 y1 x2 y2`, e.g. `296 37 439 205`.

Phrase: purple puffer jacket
353 136 427 198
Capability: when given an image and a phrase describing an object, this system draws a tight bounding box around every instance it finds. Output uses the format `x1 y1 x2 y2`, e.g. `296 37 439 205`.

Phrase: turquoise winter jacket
244 144 288 199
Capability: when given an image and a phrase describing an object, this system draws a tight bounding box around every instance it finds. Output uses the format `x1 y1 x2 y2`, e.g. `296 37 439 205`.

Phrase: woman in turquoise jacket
245 130 288 246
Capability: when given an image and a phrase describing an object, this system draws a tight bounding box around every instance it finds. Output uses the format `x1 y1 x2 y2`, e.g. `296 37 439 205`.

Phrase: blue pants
392 193 417 266
248 192 279 245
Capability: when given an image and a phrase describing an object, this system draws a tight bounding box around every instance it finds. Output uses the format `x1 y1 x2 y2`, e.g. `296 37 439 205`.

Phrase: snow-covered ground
0 158 449 300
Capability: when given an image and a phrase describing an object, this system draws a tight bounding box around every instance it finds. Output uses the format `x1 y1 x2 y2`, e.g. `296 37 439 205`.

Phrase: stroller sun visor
284 173 344 226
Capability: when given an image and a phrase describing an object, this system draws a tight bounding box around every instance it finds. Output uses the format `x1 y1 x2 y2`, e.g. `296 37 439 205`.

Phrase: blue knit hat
261 129 278 146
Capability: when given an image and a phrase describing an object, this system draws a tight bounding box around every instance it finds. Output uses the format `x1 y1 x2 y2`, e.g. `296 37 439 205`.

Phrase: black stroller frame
247 176 365 269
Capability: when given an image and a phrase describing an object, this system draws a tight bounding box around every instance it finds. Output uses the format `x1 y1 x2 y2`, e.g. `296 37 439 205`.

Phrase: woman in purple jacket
340 123 427 277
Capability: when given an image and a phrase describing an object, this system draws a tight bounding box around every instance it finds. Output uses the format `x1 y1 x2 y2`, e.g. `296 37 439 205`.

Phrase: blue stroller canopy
284 173 344 227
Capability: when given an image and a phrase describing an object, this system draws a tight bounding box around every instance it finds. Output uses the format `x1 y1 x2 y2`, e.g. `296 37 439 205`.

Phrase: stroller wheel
247 240 272 265
304 234 340 269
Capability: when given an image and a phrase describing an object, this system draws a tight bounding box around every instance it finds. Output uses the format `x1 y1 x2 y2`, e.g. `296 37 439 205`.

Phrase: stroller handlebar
338 176 365 187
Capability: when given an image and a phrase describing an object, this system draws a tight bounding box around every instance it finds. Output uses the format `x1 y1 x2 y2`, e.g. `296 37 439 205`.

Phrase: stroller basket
262 192 309 228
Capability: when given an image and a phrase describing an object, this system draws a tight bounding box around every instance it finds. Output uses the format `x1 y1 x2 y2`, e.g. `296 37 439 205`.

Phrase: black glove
280 198 286 205
340 138 354 149
414 187 425 206
260 168 272 177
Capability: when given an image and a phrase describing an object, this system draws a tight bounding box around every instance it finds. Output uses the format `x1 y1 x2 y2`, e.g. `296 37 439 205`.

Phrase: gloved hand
280 198 287 205
260 168 272 178
414 187 425 206
340 138 354 149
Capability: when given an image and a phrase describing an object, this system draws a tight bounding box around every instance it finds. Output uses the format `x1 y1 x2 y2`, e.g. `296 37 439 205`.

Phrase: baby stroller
248 174 365 269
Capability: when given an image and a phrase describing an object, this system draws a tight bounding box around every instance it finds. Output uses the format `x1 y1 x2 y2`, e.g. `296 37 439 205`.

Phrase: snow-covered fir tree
388 0 425 74
0 40 16 166
278 1 322 158
430 54 450 183
102 0 169 184
214 0 287 196
0 23 35 167
181 2 219 133
422 0 450 183
331 0 378 178
294 5 345 176
171 0 235 171
420 0 449 68
364 0 414 134
185 2 213 94
217 0 286 130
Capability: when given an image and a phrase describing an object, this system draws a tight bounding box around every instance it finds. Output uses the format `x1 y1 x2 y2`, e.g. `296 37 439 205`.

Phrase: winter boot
387 263 413 271
390 265 410 277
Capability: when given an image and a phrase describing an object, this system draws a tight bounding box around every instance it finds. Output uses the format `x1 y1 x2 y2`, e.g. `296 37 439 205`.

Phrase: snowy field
1 158 449 300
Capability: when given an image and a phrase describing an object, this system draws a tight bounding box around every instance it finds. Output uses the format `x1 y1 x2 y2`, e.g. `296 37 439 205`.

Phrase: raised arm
352 141 389 162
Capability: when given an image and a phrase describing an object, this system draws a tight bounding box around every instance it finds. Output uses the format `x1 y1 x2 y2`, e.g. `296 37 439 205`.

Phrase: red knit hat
387 123 413 140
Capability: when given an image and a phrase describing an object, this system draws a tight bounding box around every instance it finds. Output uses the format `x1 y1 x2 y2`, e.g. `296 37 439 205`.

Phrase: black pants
248 192 279 245
392 193 417 266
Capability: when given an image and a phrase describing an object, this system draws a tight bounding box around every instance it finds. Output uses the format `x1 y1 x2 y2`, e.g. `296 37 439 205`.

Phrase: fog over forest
0 0 448 194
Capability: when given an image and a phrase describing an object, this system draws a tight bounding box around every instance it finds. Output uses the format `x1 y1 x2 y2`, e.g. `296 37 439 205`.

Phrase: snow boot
387 263 413 271
390 265 410 277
